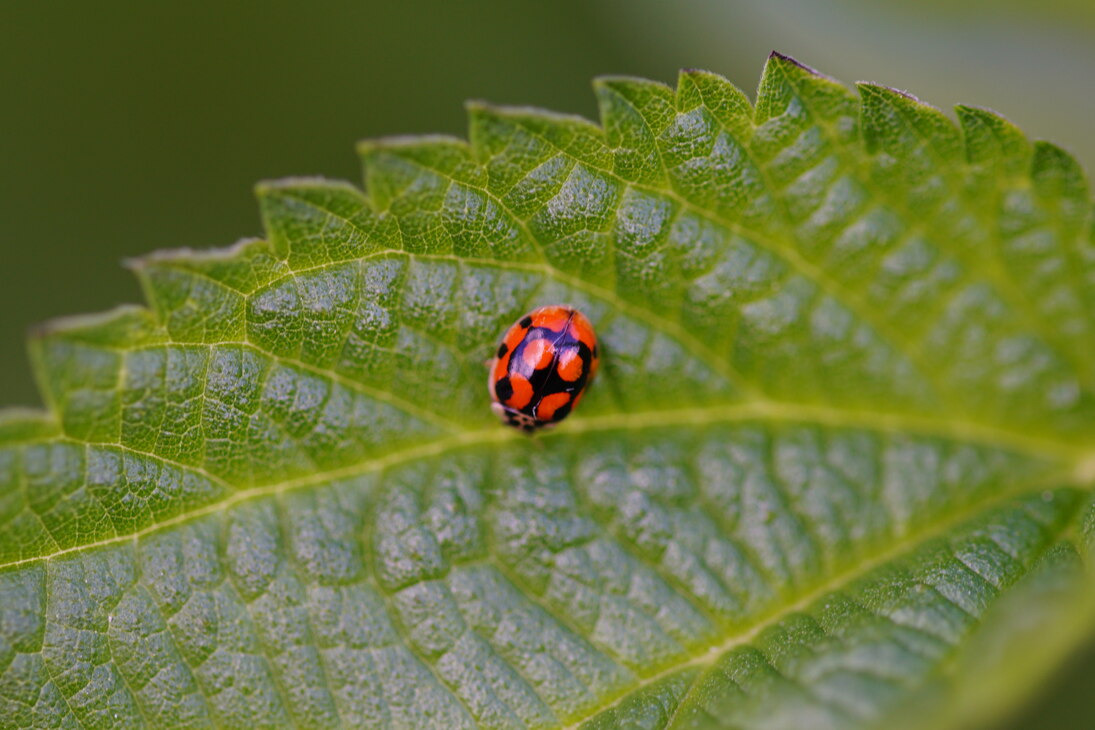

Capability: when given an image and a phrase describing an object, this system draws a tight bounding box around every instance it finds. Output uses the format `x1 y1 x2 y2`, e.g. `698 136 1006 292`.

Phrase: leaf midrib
2 398 1087 573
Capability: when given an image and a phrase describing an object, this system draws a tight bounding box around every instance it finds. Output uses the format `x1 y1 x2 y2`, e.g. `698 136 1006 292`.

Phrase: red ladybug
488 305 599 431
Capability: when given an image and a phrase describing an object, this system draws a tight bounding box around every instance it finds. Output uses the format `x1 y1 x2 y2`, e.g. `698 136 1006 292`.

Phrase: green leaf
2 53 1095 729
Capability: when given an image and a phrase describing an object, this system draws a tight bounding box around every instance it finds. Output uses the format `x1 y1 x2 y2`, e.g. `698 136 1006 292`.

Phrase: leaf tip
467 100 598 129
356 134 468 157
123 248 175 273
354 138 383 157
1031 138 1079 162
677 67 725 85
464 98 494 114
0 408 59 445
766 51 825 78
255 175 350 195
125 238 266 273
27 304 150 341
760 51 851 105
954 103 1009 121
856 81 924 105
1030 139 1088 190
858 82 956 125
465 98 516 128
592 74 675 97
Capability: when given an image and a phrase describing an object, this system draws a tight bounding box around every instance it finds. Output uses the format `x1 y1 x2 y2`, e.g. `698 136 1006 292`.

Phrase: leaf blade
2 54 1095 730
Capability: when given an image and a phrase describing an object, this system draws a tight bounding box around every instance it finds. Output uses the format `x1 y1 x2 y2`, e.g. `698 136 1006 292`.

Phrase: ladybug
488 305 599 431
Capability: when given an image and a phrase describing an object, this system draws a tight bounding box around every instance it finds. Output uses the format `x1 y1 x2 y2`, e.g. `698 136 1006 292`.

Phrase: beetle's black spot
575 341 594 379
497 342 508 359
528 358 553 391
519 315 533 328
494 377 514 402
551 401 573 422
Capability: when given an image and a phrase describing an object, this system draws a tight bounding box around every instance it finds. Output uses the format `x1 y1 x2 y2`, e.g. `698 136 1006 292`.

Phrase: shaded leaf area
2 53 1095 729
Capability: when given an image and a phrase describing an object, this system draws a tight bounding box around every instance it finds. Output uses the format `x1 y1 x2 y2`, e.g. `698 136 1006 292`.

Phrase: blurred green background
2 0 1095 725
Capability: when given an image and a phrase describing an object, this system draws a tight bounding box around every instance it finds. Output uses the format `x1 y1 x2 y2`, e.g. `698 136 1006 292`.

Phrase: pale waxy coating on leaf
2 53 1095 730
